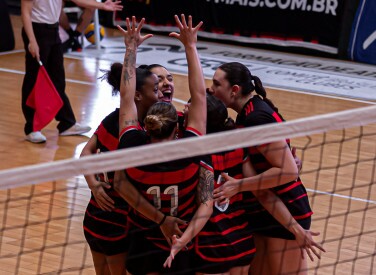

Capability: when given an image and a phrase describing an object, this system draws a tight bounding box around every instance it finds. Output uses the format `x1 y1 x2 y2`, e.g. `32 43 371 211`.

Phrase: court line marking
307 188 376 205
1 65 374 105
1 52 375 203
268 86 376 105
0 49 24 56
2 49 376 103
0 67 96 86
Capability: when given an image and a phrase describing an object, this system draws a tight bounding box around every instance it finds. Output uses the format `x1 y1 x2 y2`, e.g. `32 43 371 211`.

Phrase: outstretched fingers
169 14 203 41
117 16 153 47
302 231 326 261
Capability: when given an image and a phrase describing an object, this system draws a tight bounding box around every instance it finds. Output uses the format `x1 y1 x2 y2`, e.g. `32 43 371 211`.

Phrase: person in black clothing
60 0 123 52
80 64 162 275
113 15 213 274
210 62 325 275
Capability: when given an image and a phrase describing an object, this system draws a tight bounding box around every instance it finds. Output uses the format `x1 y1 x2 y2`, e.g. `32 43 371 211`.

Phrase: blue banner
348 0 376 65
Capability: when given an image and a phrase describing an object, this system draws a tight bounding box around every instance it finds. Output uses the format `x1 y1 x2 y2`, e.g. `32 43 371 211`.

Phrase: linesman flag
26 62 63 131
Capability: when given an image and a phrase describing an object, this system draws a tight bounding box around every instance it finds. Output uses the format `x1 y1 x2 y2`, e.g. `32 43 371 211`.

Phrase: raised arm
169 15 206 134
116 17 152 133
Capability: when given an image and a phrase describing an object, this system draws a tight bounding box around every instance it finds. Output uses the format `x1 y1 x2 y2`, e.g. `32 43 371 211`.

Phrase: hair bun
145 115 163 132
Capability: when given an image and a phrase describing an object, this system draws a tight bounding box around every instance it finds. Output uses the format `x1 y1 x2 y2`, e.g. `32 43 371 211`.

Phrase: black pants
22 22 76 135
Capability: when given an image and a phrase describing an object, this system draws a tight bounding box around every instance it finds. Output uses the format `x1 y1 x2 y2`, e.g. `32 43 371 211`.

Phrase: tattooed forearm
123 119 139 127
122 49 136 85
197 167 214 205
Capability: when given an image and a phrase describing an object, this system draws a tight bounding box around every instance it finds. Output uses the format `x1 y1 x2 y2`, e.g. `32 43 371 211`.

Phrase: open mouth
162 90 172 102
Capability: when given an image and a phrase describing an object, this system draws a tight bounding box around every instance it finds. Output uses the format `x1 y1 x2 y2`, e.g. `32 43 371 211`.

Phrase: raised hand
116 16 153 49
103 0 123 11
169 14 203 48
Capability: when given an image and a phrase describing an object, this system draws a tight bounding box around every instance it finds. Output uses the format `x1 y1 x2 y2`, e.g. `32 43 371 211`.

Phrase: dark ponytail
219 62 281 115
99 63 154 97
250 74 280 115
99 62 122 96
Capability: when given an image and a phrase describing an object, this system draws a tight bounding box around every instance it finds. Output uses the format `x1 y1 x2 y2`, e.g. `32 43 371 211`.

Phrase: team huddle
80 15 325 275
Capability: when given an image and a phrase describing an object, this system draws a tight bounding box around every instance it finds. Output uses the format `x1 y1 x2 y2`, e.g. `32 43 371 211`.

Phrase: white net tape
0 105 375 189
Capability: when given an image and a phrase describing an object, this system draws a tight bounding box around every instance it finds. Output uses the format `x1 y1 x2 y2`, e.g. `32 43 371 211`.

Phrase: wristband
158 214 167 226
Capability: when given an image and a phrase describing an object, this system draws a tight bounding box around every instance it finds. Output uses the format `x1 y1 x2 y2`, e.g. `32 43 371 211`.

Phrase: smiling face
149 66 175 103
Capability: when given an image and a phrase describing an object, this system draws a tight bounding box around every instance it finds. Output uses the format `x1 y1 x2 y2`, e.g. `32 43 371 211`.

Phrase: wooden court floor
0 15 375 274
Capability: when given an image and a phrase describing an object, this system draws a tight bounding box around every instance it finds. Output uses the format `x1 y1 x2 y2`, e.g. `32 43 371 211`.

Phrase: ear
231 85 240 97
135 91 142 101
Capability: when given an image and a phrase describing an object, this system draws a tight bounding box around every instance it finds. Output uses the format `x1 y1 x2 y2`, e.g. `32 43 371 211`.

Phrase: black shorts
126 228 195 275
84 230 128 256
249 212 311 240
195 253 253 274
194 230 255 273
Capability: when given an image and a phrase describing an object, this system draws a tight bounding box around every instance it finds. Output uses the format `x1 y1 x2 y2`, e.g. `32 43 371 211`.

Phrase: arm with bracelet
114 170 185 245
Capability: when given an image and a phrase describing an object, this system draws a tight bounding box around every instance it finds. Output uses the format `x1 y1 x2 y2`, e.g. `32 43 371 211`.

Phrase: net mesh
0 105 375 274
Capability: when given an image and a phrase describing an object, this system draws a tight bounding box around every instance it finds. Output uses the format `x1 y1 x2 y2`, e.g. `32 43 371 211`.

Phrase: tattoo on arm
197 167 214 205
122 49 136 85
123 119 139 127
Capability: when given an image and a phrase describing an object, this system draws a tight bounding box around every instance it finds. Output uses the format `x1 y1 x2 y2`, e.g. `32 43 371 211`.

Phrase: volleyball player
183 93 255 275
113 15 213 274
80 64 164 274
139 64 175 104
210 62 325 275
180 93 321 275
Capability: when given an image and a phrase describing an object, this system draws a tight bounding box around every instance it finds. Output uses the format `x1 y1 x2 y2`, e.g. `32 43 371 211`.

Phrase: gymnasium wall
111 0 375 65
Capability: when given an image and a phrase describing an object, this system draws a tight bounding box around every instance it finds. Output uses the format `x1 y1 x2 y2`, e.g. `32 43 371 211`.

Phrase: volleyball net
0 105 375 274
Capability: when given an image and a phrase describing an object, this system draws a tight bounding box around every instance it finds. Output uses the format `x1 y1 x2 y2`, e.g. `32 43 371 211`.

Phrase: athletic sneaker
60 123 91 136
26 131 47 143
71 36 82 52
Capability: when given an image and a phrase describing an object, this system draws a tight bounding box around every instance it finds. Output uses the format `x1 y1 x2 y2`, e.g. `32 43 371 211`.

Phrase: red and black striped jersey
83 108 129 244
236 96 313 221
196 148 256 265
118 126 211 251
94 108 119 183
177 110 185 139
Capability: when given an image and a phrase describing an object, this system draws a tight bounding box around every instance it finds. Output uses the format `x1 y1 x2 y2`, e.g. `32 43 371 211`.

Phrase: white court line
0 49 24 56
0 67 95 86
1 50 375 104
307 188 376 205
0 64 370 107
1 52 375 204
269 86 376 105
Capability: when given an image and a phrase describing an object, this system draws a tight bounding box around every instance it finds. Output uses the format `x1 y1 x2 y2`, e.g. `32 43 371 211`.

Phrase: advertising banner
348 0 376 65
114 0 345 54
